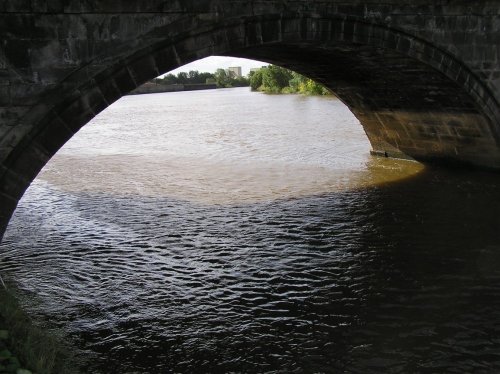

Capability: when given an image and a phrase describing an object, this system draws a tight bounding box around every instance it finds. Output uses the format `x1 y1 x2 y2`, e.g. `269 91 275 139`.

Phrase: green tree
161 73 178 85
188 70 199 82
149 69 246 89
249 69 264 91
176 71 188 84
198 72 215 84
249 65 331 95
261 65 293 93
232 76 250 87
214 69 235 88
288 71 307 93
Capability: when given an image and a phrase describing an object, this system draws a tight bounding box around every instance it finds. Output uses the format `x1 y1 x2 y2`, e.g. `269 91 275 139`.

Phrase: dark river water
1 88 500 373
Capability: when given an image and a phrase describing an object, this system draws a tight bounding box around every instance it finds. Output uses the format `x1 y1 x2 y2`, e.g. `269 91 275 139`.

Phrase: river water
1 88 500 373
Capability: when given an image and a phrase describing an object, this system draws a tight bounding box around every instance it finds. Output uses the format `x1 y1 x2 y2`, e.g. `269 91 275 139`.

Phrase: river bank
129 82 217 95
0 287 77 374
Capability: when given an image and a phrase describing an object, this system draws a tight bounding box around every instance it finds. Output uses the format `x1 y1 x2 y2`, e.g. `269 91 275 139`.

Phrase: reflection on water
1 88 500 373
40 155 423 204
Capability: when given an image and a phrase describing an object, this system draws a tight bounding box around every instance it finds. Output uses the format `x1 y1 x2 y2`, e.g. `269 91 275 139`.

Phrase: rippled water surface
1 88 500 373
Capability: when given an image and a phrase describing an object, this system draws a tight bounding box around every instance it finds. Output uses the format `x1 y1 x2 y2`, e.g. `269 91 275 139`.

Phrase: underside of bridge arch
1 15 500 239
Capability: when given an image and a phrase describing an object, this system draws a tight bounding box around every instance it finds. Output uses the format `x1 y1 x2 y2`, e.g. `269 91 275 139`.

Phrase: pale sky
166 56 268 76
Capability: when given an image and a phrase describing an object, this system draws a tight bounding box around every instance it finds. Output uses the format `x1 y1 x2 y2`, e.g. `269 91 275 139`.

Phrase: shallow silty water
2 88 500 373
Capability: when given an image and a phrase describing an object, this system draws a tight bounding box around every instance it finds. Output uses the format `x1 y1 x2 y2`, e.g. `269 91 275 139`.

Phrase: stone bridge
1 1 500 239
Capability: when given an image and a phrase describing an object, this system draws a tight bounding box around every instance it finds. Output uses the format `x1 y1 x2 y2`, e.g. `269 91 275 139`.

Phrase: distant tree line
153 69 249 88
249 65 332 95
149 66 330 94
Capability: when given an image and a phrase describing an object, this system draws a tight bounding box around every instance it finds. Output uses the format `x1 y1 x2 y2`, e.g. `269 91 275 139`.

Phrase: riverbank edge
0 288 78 374
253 88 337 97
129 82 218 95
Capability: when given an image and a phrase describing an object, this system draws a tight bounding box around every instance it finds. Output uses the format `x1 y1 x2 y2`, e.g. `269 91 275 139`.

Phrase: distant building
227 66 242 77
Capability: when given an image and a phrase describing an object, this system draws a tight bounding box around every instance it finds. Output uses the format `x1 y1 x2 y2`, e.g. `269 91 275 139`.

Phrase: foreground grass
0 327 31 374
0 288 79 374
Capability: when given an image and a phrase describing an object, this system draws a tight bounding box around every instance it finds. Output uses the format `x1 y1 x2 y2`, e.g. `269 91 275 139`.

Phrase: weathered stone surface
1 1 500 240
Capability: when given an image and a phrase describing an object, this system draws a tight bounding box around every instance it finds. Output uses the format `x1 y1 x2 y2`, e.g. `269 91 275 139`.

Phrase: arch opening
1 15 499 239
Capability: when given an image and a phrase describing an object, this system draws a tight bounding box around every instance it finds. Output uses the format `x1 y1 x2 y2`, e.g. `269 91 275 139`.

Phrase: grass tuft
0 288 80 374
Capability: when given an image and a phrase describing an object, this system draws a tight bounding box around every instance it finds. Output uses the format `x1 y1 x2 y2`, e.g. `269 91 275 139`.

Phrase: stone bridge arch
1 3 500 239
